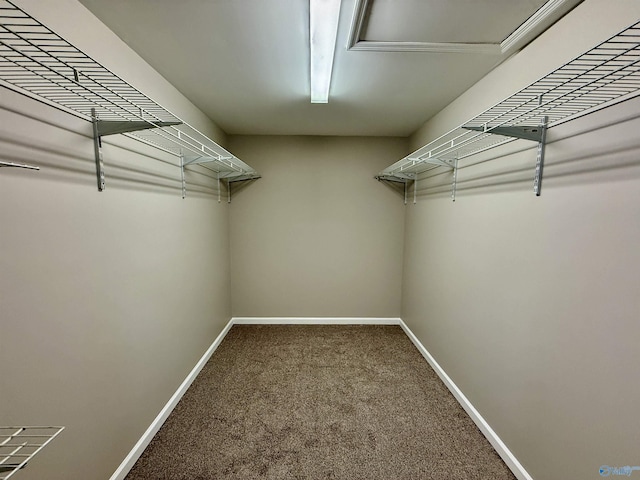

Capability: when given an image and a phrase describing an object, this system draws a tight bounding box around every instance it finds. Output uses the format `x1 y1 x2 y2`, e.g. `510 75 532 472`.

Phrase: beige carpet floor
125 325 516 479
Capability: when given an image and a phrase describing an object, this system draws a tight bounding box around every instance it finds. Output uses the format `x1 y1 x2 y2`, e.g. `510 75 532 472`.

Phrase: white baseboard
109 318 235 480
398 319 533 480
232 317 402 325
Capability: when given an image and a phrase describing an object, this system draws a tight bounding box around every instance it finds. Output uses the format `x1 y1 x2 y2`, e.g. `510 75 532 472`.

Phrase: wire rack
0 0 258 181
377 20 640 182
0 426 64 480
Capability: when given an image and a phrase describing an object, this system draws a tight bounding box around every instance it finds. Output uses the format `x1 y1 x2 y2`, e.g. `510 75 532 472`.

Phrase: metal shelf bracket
180 153 186 199
464 118 549 196
375 173 413 183
462 124 545 142
451 157 459 202
91 108 105 192
95 120 182 137
91 108 183 192
533 116 549 196
424 156 455 168
183 155 230 167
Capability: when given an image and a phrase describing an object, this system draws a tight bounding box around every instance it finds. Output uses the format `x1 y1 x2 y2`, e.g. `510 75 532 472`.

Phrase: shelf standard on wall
376 20 640 201
0 0 259 196
462 115 549 196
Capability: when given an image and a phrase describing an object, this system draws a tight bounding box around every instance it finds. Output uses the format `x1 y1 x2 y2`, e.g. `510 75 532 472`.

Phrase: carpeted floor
125 325 516 479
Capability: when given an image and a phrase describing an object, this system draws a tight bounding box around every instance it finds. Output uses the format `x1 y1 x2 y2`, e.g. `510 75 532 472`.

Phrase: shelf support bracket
91 108 105 191
533 116 549 196
413 174 417 204
463 118 549 196
462 124 545 142
451 157 459 202
91 109 182 192
95 120 182 137
424 156 455 168
180 153 186 199
183 155 230 166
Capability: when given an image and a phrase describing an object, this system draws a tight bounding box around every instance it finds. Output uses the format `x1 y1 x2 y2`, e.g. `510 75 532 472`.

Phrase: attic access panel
348 0 584 55
363 0 548 44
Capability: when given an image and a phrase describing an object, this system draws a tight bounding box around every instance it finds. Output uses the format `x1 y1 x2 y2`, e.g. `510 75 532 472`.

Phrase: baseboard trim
232 317 402 325
398 319 533 480
108 317 235 480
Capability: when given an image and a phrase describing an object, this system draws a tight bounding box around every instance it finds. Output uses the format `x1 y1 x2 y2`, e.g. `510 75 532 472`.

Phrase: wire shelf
0 426 64 480
0 0 258 180
378 20 640 181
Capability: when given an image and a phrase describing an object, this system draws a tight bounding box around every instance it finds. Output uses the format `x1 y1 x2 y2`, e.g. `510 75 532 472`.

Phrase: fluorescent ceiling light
310 0 341 103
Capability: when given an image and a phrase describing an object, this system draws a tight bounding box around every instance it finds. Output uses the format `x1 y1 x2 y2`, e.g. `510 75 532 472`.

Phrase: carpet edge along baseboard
110 317 532 480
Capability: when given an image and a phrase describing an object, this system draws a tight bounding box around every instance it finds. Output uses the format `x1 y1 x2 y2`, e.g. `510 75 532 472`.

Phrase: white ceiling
77 0 582 137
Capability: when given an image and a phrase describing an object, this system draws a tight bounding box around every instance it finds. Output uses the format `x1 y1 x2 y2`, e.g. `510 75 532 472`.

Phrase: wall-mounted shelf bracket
182 155 231 167
464 118 549 196
423 156 456 168
451 158 459 202
375 173 413 183
95 120 182 137
180 154 186 199
374 173 414 204
225 175 262 203
374 156 454 186
180 154 261 201
227 174 262 183
91 108 182 192
463 118 549 196
533 116 549 196
462 125 545 142
91 108 105 192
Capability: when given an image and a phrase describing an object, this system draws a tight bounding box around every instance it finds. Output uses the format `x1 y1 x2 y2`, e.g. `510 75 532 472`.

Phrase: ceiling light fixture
309 0 341 103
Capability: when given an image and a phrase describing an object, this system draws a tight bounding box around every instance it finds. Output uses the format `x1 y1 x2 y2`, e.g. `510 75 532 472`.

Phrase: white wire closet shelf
377 20 640 198
0 0 259 194
0 426 64 480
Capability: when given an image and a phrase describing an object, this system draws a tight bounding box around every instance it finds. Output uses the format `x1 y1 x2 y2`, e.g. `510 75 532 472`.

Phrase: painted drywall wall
402 1 640 480
0 2 232 479
228 135 407 318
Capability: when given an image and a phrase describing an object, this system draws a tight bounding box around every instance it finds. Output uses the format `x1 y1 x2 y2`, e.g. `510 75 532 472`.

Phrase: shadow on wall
391 102 640 201
0 99 225 200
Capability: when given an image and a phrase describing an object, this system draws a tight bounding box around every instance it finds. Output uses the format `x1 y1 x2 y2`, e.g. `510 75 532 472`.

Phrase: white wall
402 1 640 479
228 135 407 318
0 1 233 479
